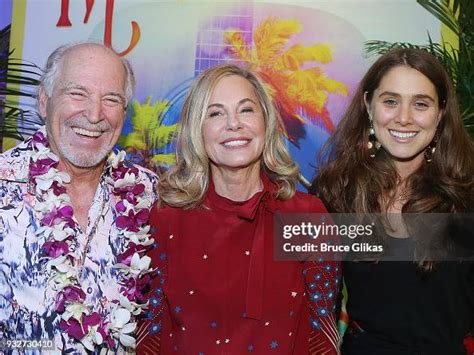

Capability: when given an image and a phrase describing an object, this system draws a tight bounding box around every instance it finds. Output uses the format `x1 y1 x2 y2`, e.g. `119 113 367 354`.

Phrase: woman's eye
240 107 254 113
383 99 398 106
414 101 429 109
209 111 222 118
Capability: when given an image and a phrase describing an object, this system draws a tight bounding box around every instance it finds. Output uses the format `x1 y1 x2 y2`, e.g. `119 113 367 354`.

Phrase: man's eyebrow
61 84 126 102
61 83 89 92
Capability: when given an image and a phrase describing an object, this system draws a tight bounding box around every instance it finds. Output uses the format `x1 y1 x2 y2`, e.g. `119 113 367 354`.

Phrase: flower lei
28 129 154 351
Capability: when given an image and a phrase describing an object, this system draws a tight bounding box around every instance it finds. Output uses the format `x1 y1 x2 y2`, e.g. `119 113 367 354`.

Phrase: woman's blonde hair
159 64 299 208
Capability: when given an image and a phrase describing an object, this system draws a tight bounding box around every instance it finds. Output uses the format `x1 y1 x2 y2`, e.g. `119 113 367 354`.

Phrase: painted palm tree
224 17 348 147
119 97 177 173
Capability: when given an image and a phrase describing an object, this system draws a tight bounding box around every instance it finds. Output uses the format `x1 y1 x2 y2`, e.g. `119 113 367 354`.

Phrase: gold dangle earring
367 114 381 158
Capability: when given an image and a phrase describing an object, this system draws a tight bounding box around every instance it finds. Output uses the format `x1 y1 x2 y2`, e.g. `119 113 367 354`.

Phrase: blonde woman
138 64 341 354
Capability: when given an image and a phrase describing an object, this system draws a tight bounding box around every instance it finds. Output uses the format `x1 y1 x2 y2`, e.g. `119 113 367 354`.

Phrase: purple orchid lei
29 128 153 352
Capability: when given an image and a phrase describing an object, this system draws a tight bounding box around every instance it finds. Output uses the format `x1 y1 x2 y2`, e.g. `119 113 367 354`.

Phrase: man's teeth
389 130 417 139
223 140 249 147
72 127 102 137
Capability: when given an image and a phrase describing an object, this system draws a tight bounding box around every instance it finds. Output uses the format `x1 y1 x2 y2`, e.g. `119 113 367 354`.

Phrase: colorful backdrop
2 0 443 185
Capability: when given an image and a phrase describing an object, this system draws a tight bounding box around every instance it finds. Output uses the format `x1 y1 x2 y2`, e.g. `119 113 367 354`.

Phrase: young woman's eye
414 101 429 109
383 99 398 106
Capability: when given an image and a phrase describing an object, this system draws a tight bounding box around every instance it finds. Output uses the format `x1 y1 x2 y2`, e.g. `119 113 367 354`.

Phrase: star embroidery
291 291 297 297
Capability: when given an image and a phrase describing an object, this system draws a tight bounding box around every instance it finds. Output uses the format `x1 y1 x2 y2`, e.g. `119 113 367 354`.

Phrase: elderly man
0 43 157 353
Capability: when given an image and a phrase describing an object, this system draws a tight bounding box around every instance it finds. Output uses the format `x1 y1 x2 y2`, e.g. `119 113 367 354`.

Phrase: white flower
81 325 103 351
51 272 76 289
119 294 148 316
35 169 70 192
130 253 151 275
114 172 137 189
31 145 58 161
109 308 137 348
134 196 151 210
35 191 70 212
63 302 88 322
40 222 74 242
123 226 154 246
108 150 126 169
115 253 151 276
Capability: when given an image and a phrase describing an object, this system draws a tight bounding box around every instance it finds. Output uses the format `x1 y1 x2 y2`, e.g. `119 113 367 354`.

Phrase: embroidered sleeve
305 258 341 354
137 214 167 354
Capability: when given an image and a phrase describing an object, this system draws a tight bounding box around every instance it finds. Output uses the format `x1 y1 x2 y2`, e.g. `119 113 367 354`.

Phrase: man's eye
70 91 86 98
103 97 122 106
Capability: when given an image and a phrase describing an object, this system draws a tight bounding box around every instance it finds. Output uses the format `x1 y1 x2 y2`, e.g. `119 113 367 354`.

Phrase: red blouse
138 176 341 354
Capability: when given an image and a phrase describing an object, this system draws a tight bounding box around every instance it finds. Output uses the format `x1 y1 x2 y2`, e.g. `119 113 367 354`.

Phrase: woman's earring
367 115 381 158
424 139 437 162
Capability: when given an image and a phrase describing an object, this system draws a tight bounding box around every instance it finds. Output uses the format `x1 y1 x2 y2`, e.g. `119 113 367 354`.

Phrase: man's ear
38 86 48 118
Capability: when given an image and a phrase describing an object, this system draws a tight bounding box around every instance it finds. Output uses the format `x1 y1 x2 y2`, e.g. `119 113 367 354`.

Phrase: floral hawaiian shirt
0 129 158 354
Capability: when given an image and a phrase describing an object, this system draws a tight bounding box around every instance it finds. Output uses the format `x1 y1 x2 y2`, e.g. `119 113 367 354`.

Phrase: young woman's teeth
73 127 102 137
389 130 417 139
223 140 249 147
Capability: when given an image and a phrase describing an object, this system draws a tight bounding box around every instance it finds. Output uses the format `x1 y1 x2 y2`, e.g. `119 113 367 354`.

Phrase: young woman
312 48 474 355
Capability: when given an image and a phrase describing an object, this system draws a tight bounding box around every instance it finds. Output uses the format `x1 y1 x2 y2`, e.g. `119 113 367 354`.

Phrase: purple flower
42 240 69 258
98 321 116 348
114 183 146 197
41 206 75 228
51 181 67 195
116 208 150 232
111 163 129 181
120 274 151 302
55 286 86 313
32 131 48 146
117 242 139 266
29 158 57 177
115 200 127 213
58 312 100 340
